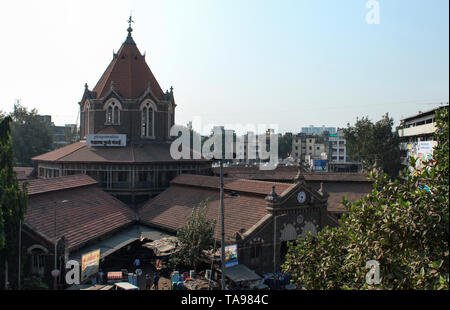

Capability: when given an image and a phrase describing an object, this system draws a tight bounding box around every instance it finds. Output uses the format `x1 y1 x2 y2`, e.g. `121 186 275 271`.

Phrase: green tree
278 134 293 159
0 116 28 289
9 103 53 166
344 113 403 177
283 108 449 290
170 202 216 271
64 124 80 145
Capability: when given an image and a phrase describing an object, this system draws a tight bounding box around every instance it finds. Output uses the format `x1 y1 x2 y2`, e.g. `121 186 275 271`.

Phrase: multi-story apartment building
398 104 448 168
328 129 347 163
292 133 327 163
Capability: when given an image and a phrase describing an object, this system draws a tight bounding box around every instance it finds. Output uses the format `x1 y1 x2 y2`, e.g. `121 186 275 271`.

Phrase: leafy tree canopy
343 113 403 177
170 201 216 270
283 107 449 290
0 116 28 264
8 103 53 167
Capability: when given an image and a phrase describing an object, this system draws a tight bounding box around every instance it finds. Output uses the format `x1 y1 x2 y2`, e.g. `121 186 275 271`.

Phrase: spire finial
127 14 134 36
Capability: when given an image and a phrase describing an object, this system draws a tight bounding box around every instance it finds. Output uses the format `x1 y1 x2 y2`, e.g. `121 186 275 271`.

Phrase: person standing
153 272 160 290
145 274 152 290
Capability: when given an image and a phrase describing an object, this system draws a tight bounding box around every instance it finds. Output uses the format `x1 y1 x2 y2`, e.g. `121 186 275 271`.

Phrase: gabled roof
171 174 294 196
24 174 98 196
32 141 208 164
24 175 136 251
92 31 165 100
139 174 296 241
14 167 35 181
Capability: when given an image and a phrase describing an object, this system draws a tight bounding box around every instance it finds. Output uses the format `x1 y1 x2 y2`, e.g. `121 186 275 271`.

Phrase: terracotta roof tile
213 166 372 183
32 141 208 164
14 167 34 181
93 38 165 100
139 184 269 241
171 174 293 196
32 142 86 162
25 181 136 250
23 175 98 196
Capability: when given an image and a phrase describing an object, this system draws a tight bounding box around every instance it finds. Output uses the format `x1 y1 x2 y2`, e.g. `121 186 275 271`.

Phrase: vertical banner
81 249 100 282
224 245 238 268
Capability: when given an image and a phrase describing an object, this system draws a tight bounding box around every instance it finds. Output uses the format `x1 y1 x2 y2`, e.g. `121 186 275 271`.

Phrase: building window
28 245 48 276
250 244 262 265
141 100 157 138
104 99 121 125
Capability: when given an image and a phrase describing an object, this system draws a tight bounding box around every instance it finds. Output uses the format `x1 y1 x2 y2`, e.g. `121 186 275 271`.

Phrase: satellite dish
135 269 142 276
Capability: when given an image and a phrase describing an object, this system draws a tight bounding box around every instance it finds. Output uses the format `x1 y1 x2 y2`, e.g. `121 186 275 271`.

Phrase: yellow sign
81 249 100 282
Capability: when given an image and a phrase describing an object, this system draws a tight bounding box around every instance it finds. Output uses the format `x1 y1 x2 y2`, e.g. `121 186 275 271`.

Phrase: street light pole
18 219 22 290
220 159 226 290
54 202 57 290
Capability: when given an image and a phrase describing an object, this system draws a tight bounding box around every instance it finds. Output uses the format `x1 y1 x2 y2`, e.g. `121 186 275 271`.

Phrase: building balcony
398 123 436 138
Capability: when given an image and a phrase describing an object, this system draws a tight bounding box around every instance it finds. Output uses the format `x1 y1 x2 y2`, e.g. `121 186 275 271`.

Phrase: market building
139 172 339 274
0 175 137 289
212 165 373 219
32 21 212 205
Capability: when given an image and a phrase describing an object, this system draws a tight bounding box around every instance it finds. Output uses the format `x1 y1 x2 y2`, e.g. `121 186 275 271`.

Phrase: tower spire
124 15 136 45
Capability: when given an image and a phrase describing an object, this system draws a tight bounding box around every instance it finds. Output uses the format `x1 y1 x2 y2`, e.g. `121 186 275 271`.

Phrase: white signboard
86 134 127 147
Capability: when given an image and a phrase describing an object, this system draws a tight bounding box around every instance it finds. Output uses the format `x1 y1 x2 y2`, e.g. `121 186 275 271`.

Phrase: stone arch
299 221 318 238
280 223 298 241
104 98 122 125
27 244 49 255
140 99 157 137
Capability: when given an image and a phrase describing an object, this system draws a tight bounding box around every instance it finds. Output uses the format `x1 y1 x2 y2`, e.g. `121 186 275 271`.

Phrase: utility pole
220 159 226 290
18 219 22 290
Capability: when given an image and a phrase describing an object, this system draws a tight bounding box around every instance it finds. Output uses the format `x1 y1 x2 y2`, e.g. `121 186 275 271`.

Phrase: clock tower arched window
104 99 122 125
140 100 157 138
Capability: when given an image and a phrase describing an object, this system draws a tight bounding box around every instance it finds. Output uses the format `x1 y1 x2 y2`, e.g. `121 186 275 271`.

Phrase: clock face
297 191 307 204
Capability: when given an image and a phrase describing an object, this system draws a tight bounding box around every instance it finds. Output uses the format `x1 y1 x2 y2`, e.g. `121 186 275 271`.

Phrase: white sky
0 0 448 135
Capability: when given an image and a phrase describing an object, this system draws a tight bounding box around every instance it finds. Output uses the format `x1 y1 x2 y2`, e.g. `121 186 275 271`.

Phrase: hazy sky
0 0 448 135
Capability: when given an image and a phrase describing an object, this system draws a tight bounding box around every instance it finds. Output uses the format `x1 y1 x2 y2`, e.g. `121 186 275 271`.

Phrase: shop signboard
86 134 127 147
81 249 100 282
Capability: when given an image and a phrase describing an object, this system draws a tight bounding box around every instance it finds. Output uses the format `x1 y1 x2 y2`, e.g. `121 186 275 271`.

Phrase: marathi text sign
81 249 100 282
86 134 127 147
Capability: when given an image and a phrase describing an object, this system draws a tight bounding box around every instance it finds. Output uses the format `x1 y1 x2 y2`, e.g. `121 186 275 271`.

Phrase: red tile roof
32 141 86 162
213 166 372 183
32 141 208 164
25 177 136 250
312 182 373 213
171 174 294 196
139 184 270 241
92 36 165 100
24 175 98 196
14 167 35 181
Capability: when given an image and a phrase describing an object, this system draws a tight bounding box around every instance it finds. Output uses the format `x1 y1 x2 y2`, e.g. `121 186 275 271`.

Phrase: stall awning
142 236 179 256
69 224 173 263
224 264 262 283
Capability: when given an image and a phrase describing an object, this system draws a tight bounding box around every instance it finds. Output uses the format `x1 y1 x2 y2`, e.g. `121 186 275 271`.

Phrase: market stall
223 264 262 289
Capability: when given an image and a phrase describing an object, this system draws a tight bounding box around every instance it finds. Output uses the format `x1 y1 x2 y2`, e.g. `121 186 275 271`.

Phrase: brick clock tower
33 18 212 205
80 17 175 142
